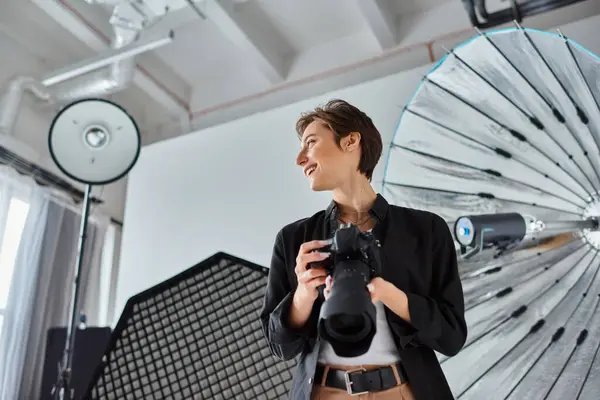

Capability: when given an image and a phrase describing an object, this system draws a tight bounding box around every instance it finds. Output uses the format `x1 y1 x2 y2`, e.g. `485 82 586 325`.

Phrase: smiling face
296 119 361 191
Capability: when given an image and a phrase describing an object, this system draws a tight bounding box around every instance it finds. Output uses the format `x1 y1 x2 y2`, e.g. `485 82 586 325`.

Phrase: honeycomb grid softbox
83 252 295 400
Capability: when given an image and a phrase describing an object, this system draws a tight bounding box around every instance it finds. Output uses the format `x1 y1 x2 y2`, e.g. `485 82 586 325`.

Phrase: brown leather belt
313 362 408 396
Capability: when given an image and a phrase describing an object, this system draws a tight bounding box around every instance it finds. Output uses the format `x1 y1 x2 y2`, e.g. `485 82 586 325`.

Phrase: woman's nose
296 150 307 166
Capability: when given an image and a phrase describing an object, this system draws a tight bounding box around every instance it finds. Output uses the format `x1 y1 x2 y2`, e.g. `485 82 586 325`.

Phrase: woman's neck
332 175 377 220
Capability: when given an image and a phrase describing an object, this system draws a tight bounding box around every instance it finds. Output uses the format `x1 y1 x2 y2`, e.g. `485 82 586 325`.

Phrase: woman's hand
370 278 412 323
324 275 393 304
288 239 331 330
367 277 393 303
293 239 331 303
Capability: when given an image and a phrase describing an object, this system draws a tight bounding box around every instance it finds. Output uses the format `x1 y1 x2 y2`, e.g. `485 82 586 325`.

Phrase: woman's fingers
324 275 333 300
309 276 327 289
297 267 327 284
295 251 330 275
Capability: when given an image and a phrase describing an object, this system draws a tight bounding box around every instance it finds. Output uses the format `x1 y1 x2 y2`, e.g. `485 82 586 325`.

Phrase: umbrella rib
515 26 600 190
575 301 600 400
460 241 581 281
518 26 587 123
425 77 595 199
477 29 559 116
543 337 581 399
456 248 593 398
502 340 554 400
445 49 544 129
462 243 586 311
382 181 581 217
504 247 594 315
392 143 585 210
405 108 589 205
561 32 600 180
463 245 591 352
476 29 600 193
454 313 534 398
446 45 600 191
545 310 599 399
509 252 600 400
561 33 600 113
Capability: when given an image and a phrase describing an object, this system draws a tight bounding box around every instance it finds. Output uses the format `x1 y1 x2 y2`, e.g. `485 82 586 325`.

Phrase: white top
318 300 401 365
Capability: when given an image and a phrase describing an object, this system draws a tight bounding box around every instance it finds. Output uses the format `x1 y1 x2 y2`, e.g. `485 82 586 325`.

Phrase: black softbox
83 252 295 399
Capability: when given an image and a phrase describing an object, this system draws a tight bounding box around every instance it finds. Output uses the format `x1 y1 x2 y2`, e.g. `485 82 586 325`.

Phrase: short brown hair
296 99 383 181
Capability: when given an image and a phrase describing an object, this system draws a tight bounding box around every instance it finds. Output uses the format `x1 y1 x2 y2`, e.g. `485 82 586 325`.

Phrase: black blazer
259 194 467 399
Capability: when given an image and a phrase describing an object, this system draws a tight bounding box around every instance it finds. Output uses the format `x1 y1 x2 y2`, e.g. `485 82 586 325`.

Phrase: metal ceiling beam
31 0 191 121
357 0 397 50
192 0 289 84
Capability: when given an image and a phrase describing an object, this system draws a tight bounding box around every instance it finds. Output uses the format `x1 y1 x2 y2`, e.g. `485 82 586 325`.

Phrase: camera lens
325 314 372 342
330 315 363 332
316 224 381 357
318 260 377 356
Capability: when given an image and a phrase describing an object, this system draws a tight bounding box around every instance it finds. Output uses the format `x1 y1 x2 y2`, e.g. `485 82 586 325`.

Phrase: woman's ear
340 132 360 152
343 132 361 152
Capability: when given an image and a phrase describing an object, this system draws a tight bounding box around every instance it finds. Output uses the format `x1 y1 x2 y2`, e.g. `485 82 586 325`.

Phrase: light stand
47 98 141 400
51 185 91 400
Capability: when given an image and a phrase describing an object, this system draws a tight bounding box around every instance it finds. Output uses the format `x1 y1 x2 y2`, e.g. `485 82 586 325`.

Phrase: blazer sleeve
393 215 468 357
259 229 312 361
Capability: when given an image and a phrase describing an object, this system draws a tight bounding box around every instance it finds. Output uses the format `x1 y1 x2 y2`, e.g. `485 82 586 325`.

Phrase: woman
259 99 467 399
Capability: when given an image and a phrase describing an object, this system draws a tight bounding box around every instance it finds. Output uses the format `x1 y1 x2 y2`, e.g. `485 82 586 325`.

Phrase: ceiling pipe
42 30 174 87
0 77 53 136
0 0 169 137
48 0 147 103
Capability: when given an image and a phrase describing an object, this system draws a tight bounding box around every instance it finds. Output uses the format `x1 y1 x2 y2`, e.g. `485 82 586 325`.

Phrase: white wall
116 13 600 321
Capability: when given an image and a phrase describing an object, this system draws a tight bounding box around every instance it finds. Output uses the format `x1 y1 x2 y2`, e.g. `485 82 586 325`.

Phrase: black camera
317 223 383 357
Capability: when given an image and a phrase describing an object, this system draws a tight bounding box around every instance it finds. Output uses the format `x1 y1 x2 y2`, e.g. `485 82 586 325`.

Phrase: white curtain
0 165 110 400
98 223 122 328
0 166 49 400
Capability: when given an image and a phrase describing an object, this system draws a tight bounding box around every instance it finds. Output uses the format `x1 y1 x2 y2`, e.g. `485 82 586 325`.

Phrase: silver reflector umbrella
382 25 600 400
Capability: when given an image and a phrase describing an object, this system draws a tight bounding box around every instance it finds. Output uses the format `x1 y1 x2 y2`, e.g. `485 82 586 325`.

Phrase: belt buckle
344 367 368 396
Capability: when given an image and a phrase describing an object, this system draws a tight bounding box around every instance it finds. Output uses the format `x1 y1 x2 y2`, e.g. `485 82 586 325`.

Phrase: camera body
318 223 382 277
316 223 383 357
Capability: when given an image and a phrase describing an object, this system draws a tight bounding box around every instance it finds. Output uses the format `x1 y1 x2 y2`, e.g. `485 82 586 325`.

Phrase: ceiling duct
0 0 168 137
0 77 53 136
461 0 588 28
50 1 143 103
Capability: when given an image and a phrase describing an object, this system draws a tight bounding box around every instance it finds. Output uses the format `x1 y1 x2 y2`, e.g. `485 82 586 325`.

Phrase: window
0 198 30 339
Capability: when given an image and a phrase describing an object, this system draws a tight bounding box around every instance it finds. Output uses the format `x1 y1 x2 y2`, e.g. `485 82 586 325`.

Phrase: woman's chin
309 179 331 192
